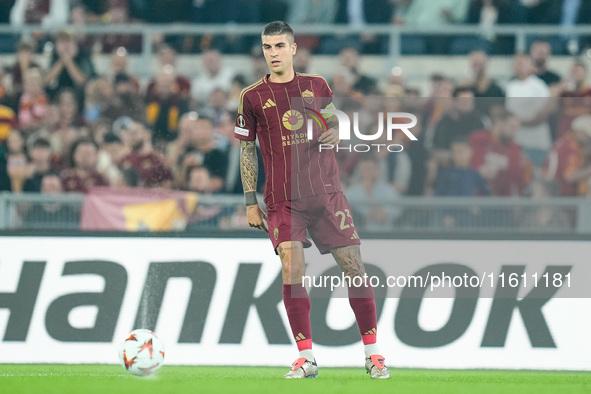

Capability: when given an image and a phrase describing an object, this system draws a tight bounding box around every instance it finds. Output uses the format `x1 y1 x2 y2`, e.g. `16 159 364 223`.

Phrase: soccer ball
119 329 165 376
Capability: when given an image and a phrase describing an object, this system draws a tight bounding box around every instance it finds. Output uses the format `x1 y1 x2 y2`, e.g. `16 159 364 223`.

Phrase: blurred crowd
0 20 590 230
1 0 591 55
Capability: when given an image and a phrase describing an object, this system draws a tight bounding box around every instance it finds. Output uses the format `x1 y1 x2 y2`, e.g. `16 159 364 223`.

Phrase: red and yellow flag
80 187 198 231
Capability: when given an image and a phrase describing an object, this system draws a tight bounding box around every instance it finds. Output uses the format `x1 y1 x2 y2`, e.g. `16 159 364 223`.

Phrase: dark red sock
348 284 377 345
283 284 312 351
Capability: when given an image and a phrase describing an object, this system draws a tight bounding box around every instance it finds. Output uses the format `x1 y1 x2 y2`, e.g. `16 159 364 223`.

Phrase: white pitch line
0 373 127 377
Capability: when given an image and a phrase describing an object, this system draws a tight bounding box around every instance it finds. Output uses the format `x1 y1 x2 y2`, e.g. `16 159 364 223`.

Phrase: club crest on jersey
302 89 314 104
236 114 246 128
273 228 279 240
282 110 304 131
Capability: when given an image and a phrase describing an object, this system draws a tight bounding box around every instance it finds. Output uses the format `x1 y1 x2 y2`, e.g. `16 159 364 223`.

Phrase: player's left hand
319 128 340 147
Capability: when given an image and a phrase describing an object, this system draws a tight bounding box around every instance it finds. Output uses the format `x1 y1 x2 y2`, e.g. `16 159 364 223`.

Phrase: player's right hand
246 205 268 233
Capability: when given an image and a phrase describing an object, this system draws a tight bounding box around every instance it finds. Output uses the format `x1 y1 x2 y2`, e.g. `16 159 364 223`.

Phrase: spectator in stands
49 89 88 161
421 73 454 150
4 129 29 192
505 54 552 167
435 138 489 227
464 50 504 117
432 87 486 164
330 69 359 103
0 68 9 106
191 49 236 106
146 44 191 100
529 41 561 86
204 88 230 127
96 0 142 54
57 88 86 128
23 137 55 192
462 0 513 54
247 46 268 84
18 68 48 133
109 47 140 93
84 77 115 123
68 3 97 53
293 46 312 74
332 0 394 53
469 108 527 196
183 165 228 229
22 173 79 228
90 120 110 147
558 0 591 54
96 132 126 187
287 0 337 50
168 113 227 191
339 47 378 95
370 121 412 194
44 29 96 108
249 47 268 83
345 154 401 231
555 61 591 139
401 114 429 196
146 66 189 145
61 138 109 192
396 0 470 54
119 121 174 188
435 137 489 196
544 114 591 196
288 0 337 25
9 38 40 98
184 164 212 193
102 72 144 123
9 0 68 28
0 102 18 145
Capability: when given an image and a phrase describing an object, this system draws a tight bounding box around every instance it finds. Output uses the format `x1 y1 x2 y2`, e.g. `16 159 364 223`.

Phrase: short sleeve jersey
235 73 341 204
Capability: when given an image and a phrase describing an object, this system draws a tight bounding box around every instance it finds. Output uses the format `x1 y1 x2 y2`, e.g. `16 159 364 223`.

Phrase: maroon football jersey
62 169 109 193
120 152 174 188
235 73 341 204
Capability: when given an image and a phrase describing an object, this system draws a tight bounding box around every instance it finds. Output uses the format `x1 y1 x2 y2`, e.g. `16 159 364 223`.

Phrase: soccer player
235 21 390 379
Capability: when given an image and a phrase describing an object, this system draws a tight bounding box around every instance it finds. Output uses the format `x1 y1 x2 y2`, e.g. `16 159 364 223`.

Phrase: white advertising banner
0 237 589 370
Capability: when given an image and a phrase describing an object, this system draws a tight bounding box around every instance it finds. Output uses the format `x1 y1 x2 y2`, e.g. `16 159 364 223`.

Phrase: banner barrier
0 237 589 370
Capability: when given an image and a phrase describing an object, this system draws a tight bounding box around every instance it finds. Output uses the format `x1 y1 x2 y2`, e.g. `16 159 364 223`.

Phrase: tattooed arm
326 114 339 131
240 140 268 232
240 140 258 199
319 111 340 146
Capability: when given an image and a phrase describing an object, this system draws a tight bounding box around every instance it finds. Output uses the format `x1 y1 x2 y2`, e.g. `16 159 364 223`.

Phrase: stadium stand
1 0 591 233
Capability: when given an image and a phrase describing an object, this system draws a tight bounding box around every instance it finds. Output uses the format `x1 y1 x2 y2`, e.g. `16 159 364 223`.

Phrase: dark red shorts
266 192 361 254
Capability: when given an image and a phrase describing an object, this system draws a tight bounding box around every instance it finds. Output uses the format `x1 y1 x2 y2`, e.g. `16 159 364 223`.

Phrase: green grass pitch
1 365 590 394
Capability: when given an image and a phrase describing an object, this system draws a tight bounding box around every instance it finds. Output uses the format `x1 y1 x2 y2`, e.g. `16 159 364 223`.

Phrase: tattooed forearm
240 140 258 193
331 245 365 278
326 114 339 130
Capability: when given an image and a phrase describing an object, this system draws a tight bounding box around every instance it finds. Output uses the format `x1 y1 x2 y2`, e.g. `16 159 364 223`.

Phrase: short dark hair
69 138 98 167
103 132 122 145
453 86 474 98
261 21 294 41
31 137 51 150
